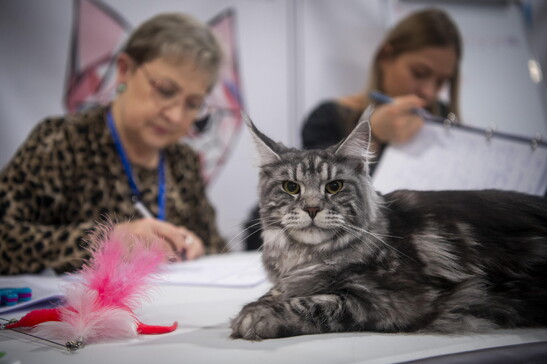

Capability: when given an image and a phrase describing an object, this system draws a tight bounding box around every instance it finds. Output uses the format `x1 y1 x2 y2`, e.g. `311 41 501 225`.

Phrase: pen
368 90 447 122
368 90 394 105
134 200 154 219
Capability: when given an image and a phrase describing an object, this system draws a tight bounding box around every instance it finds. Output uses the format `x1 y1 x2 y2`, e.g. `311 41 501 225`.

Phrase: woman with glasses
0 13 225 274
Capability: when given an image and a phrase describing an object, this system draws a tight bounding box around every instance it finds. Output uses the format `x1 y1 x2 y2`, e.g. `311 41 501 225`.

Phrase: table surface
1 252 546 364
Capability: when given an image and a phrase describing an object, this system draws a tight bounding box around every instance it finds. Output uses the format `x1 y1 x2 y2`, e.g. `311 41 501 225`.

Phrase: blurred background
1 0 545 250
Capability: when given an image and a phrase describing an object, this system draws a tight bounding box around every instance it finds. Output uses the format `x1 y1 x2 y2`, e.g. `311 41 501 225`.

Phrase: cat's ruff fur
231 110 547 341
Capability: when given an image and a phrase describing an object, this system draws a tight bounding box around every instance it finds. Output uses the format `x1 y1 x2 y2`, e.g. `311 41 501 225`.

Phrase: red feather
136 320 179 335
5 308 61 329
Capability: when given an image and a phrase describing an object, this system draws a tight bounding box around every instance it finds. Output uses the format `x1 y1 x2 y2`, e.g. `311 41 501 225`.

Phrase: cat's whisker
251 218 288 253
216 218 270 253
340 212 403 240
339 225 382 255
220 223 261 254
326 224 390 271
274 225 291 241
345 224 416 263
219 215 285 254
224 216 286 254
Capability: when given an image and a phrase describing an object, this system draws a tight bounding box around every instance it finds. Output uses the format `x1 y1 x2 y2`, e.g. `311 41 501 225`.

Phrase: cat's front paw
230 301 286 340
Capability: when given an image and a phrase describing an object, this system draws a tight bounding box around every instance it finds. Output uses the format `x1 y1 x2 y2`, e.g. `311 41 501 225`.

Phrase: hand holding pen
115 218 205 262
368 91 427 144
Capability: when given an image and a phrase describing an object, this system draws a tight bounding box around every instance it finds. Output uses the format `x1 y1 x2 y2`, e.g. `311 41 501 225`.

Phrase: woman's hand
177 226 205 260
370 95 426 144
115 218 205 261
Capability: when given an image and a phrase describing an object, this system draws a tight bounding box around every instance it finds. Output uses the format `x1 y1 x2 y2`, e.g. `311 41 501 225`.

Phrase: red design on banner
186 9 245 183
65 0 130 112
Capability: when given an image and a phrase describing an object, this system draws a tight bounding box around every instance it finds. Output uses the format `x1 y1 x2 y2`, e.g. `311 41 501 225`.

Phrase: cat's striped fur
231 112 547 340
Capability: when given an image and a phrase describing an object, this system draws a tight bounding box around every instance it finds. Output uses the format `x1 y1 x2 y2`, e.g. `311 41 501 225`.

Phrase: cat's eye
282 181 300 195
325 180 343 194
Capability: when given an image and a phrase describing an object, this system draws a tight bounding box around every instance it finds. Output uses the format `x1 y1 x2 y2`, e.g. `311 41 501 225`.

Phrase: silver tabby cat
231 111 547 340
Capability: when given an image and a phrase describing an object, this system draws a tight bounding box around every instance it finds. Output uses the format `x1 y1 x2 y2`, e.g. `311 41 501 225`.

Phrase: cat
230 109 547 341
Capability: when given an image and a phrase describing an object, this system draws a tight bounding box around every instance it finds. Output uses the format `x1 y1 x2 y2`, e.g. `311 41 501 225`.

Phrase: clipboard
371 120 547 196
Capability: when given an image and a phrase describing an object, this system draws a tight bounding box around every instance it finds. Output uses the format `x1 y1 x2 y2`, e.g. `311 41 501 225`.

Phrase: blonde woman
302 8 462 155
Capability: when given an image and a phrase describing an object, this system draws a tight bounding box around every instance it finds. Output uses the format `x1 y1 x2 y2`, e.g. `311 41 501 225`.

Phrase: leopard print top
0 106 225 274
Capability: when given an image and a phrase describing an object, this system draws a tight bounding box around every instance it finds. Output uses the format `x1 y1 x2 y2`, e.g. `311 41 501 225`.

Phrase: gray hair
123 12 223 90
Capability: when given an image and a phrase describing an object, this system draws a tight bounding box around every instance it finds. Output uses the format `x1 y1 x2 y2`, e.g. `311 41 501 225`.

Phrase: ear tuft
334 105 374 161
242 111 282 166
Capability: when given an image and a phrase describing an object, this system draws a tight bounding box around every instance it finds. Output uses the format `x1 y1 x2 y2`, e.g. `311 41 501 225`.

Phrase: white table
1 252 546 364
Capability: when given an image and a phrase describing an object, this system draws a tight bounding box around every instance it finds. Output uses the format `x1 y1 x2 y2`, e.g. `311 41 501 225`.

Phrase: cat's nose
304 207 320 219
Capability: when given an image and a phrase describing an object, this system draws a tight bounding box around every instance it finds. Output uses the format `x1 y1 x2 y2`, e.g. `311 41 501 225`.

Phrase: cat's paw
230 301 286 340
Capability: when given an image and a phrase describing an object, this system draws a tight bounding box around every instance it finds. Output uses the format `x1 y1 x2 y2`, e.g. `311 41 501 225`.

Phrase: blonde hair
366 8 462 117
123 13 222 90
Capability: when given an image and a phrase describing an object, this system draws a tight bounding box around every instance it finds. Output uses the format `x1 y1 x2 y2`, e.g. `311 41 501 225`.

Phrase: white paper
159 252 267 288
372 122 547 195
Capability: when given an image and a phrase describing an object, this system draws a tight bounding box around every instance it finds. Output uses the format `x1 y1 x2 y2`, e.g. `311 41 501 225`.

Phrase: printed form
372 122 547 196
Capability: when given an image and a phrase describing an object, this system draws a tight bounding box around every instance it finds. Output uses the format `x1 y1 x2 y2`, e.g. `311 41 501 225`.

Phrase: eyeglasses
140 65 211 120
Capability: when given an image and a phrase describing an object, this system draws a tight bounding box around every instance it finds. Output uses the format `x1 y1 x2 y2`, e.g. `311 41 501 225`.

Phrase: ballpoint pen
368 90 457 124
134 200 154 219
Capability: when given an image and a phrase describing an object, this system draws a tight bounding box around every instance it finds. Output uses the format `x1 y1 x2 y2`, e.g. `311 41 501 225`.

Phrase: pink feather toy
2 225 178 351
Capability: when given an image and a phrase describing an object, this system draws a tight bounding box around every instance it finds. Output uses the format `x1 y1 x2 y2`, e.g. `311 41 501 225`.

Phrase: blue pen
368 90 440 122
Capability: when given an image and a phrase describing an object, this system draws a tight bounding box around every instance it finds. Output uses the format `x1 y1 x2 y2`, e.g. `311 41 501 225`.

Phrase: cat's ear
242 111 282 165
334 106 374 161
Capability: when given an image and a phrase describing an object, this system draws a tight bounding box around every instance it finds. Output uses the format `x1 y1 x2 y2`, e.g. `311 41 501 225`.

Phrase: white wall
1 0 546 250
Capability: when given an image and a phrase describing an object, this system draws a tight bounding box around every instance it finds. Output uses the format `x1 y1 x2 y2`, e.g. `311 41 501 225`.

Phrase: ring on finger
184 235 194 245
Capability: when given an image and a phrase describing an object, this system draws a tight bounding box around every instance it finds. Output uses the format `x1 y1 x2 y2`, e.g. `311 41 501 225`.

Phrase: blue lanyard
106 110 166 221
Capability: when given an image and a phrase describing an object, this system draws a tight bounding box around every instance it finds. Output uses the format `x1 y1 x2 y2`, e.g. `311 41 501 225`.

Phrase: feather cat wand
0 226 178 351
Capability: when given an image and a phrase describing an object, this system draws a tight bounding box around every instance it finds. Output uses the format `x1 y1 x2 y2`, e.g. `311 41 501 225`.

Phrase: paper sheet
372 122 547 195
159 252 267 288
0 253 266 316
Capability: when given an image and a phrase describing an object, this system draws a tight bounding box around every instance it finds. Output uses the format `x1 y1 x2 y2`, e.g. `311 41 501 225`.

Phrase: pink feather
32 224 168 344
80 226 167 311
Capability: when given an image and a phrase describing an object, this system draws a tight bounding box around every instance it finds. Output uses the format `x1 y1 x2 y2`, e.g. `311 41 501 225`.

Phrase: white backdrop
1 0 546 250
